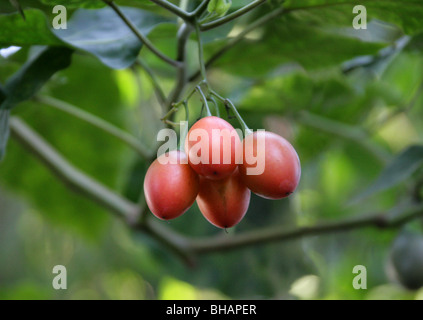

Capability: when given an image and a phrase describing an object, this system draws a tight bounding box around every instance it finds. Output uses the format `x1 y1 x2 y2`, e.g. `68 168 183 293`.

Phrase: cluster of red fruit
143 116 301 229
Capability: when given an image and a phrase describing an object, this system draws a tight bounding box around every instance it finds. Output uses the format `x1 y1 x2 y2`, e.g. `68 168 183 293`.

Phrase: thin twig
134 59 167 107
148 0 191 21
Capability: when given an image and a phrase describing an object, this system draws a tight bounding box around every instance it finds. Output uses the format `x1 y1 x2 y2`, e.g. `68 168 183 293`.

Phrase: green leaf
351 145 423 203
208 14 385 77
53 6 172 69
1 46 73 110
284 0 423 35
0 9 64 47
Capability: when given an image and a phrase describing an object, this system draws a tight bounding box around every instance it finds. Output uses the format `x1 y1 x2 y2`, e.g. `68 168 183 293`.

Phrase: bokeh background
1 0 423 300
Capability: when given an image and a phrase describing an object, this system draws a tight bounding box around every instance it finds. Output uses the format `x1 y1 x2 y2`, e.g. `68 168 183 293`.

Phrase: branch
35 95 153 159
9 116 139 221
9 116 196 264
103 0 180 67
190 0 211 17
134 59 167 107
148 0 191 21
165 23 193 109
200 0 267 31
10 115 423 263
189 202 423 254
297 111 391 165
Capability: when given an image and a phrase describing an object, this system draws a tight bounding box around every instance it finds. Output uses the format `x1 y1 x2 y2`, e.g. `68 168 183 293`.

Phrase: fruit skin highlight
196 168 250 229
185 116 241 181
239 131 301 200
144 150 199 220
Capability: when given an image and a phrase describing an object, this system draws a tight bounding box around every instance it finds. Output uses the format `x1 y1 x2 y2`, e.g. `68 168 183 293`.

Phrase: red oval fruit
144 150 199 220
196 169 250 229
185 116 241 180
239 131 301 199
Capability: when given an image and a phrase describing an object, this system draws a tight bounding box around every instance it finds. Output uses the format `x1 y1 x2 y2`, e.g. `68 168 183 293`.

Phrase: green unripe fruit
207 0 232 17
388 231 423 290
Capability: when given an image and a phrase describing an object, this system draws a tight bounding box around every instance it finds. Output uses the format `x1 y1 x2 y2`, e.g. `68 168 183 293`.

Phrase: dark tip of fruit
285 192 292 196
213 171 218 175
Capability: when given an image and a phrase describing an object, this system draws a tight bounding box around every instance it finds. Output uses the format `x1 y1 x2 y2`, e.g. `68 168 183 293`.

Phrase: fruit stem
210 90 252 135
207 95 221 117
196 86 212 117
178 101 189 152
194 20 208 86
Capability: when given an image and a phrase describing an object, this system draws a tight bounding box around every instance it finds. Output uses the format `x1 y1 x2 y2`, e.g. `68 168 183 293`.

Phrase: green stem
148 0 191 21
200 0 266 31
134 59 166 107
34 95 153 159
195 21 208 84
166 23 193 109
208 96 220 117
178 101 189 152
191 0 211 17
196 86 212 117
190 6 285 82
211 90 251 135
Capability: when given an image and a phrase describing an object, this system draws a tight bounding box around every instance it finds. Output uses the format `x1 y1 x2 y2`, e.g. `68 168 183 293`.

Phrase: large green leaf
1 46 73 110
0 9 64 47
53 6 173 69
284 0 423 34
351 145 423 203
207 14 385 77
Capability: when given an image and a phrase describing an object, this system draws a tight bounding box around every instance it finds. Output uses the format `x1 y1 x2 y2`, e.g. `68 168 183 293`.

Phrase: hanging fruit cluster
144 112 301 229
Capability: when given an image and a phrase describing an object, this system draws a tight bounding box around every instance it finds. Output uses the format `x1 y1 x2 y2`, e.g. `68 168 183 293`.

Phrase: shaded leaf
1 46 73 110
351 145 423 203
53 6 172 69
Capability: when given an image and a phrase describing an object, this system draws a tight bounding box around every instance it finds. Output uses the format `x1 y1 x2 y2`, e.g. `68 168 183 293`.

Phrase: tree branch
10 116 423 263
34 95 153 159
189 202 423 254
165 22 193 109
9 116 139 221
9 116 196 264
148 0 191 21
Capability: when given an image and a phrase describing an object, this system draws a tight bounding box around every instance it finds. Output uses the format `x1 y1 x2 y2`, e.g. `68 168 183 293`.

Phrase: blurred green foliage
1 0 423 300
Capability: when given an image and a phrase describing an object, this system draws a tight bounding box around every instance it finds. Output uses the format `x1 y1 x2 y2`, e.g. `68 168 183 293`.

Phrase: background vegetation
1 0 423 300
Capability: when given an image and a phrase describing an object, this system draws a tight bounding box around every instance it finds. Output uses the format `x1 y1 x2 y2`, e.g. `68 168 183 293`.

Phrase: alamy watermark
52 265 67 290
52 5 67 30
